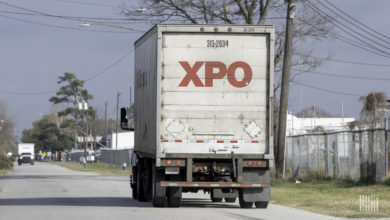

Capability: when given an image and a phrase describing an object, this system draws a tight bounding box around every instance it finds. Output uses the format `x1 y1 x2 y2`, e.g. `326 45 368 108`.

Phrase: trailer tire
210 191 223 203
167 175 182 207
224 197 236 203
131 168 138 199
255 201 268 208
152 166 167 207
239 190 253 208
137 162 148 202
131 184 137 199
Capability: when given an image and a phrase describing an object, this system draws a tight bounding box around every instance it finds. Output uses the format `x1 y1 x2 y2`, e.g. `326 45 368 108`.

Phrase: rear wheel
210 190 223 202
137 161 148 202
224 197 236 203
167 175 182 207
239 190 253 208
255 201 268 209
131 167 138 199
131 184 137 199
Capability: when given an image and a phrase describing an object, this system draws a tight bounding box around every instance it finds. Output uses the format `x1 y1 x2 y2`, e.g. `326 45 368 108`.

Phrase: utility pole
74 120 78 150
276 0 296 179
74 91 81 150
116 92 121 150
104 102 108 148
130 86 132 127
341 98 344 128
93 113 97 150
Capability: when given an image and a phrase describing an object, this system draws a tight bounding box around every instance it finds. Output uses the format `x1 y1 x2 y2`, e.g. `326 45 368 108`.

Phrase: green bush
0 154 13 170
383 178 390 186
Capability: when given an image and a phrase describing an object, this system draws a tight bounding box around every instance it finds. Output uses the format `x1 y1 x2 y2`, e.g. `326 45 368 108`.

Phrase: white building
109 131 134 149
286 112 355 136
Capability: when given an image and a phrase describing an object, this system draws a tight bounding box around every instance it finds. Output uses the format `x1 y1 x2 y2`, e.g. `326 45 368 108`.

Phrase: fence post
385 118 389 178
324 134 328 177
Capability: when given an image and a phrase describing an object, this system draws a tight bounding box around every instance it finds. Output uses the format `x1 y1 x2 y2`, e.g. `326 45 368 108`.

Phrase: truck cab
18 152 34 165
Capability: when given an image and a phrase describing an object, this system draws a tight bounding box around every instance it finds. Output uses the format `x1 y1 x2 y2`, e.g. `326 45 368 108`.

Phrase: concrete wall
100 148 132 166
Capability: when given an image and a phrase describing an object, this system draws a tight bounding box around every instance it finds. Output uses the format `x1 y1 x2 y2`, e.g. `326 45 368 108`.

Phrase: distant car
18 153 34 165
10 154 18 162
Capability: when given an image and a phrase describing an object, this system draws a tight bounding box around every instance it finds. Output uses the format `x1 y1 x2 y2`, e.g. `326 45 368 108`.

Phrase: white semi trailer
121 24 274 208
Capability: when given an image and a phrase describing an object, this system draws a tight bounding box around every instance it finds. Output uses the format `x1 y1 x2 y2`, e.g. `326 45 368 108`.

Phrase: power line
323 0 390 41
326 58 390 67
318 0 390 45
84 49 133 82
307 1 390 55
298 70 390 81
0 49 134 95
0 10 154 25
332 33 390 59
292 81 362 97
0 9 285 23
0 9 130 21
0 14 133 33
0 1 144 32
306 1 390 58
0 88 57 95
56 0 119 8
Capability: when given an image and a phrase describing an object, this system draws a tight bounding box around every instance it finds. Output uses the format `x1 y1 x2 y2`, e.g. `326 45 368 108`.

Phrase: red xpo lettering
178 61 204 87
205 62 226 87
227 61 252 88
178 61 252 88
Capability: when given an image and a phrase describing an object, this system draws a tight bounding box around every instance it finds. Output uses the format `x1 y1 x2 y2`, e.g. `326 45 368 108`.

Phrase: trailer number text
207 40 229 48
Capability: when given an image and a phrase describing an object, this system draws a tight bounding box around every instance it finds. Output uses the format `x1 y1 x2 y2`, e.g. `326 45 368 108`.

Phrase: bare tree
0 101 17 154
359 92 386 128
296 105 334 118
120 0 333 92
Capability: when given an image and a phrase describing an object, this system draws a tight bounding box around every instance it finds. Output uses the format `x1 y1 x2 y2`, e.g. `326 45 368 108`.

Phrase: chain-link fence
100 149 132 166
286 129 389 180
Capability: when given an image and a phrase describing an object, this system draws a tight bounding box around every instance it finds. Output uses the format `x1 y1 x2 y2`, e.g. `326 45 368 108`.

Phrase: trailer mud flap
242 169 270 202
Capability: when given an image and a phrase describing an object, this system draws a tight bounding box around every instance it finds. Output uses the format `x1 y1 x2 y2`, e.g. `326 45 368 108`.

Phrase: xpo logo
178 61 252 88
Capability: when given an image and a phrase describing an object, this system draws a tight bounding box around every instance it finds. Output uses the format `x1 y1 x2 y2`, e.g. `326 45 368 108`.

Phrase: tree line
21 73 128 154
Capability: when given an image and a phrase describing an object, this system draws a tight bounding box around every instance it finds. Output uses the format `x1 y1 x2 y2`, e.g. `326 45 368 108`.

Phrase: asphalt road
0 162 342 220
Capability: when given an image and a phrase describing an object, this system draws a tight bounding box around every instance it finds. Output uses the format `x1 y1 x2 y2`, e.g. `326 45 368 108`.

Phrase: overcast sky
1 0 390 139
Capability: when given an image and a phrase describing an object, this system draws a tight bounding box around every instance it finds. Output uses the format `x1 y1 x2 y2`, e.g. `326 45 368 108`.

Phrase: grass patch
52 161 131 176
271 178 390 218
0 168 12 175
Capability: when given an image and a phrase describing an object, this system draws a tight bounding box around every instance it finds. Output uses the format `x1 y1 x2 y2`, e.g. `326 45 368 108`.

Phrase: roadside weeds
271 178 390 218
52 161 131 176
